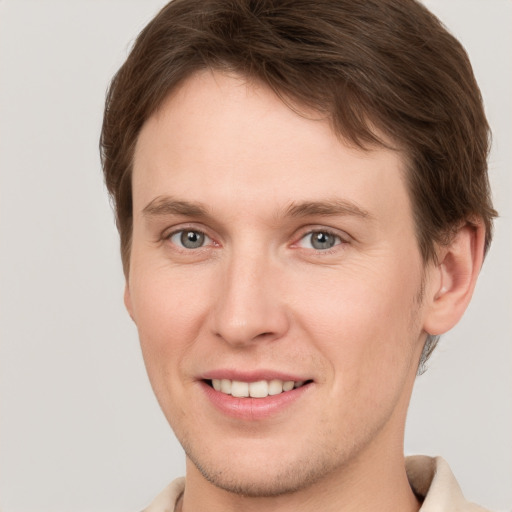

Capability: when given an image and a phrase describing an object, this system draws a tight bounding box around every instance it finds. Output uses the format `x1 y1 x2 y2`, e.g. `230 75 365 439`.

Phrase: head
101 0 495 367
100 0 496 499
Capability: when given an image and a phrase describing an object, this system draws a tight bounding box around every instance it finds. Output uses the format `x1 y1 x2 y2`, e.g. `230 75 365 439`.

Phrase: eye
297 230 342 250
169 229 211 249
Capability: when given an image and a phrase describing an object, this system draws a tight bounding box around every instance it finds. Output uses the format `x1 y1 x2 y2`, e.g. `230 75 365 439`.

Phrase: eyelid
170 229 212 248
162 223 219 248
159 223 350 251
292 226 350 250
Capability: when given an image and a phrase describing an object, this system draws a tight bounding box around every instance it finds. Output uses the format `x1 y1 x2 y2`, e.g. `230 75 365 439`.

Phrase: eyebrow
142 196 371 221
283 199 371 220
143 196 210 218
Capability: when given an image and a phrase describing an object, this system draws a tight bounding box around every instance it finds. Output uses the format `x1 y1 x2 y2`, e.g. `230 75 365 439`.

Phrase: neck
180 438 421 512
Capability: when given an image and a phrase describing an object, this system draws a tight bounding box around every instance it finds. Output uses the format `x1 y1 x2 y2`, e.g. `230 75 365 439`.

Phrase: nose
211 251 290 346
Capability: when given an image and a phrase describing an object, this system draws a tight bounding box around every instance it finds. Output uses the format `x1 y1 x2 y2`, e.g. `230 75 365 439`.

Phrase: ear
423 221 485 336
124 282 136 322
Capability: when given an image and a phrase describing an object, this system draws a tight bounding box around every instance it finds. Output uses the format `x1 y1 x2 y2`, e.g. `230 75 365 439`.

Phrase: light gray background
0 1 510 511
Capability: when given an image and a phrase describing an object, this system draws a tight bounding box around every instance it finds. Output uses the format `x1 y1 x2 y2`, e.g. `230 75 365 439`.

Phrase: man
100 1 496 510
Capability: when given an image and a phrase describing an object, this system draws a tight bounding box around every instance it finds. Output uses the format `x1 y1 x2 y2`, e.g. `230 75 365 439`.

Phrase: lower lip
199 381 311 421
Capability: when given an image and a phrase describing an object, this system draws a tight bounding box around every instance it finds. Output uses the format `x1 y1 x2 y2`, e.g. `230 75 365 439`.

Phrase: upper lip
199 369 311 382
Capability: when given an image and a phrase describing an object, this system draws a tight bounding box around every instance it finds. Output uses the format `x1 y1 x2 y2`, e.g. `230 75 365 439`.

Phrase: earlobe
124 282 136 322
423 221 485 336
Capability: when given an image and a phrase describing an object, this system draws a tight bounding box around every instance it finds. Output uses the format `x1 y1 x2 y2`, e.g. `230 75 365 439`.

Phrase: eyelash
163 226 348 254
165 227 216 251
294 229 345 253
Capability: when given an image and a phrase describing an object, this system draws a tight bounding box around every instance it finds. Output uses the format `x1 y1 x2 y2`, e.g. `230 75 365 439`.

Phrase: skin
126 70 484 512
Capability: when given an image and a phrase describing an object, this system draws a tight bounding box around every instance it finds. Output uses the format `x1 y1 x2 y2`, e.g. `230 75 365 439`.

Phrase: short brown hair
100 0 496 284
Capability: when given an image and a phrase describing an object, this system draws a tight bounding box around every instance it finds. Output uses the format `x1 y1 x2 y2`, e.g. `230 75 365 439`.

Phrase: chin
181 434 346 498
194 458 325 497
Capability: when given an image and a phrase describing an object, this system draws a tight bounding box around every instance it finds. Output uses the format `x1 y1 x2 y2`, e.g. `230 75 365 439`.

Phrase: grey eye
311 232 337 250
300 231 340 250
170 230 209 249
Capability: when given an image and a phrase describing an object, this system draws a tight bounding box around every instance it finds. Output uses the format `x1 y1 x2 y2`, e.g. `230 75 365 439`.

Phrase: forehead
132 70 412 227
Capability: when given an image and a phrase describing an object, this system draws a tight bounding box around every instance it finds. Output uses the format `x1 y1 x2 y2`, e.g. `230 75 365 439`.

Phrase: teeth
282 380 294 392
220 379 232 394
249 380 268 398
268 379 284 396
210 378 306 398
231 381 249 398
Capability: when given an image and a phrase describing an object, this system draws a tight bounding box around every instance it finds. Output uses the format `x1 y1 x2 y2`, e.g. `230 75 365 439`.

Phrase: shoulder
406 455 491 512
141 477 185 512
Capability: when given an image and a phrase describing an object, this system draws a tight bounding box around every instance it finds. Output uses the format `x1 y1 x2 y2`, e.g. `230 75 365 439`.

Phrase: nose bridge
211 245 288 346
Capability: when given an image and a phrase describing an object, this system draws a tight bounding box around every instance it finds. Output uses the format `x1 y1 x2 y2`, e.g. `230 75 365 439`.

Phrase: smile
201 376 313 420
209 379 308 398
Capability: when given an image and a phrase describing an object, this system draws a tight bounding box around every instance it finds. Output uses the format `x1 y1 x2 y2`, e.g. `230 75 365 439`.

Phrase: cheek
294 258 422 390
128 268 213 425
129 265 212 377
299 257 419 331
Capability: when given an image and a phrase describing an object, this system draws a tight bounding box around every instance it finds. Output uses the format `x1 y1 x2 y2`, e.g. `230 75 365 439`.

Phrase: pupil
312 232 335 250
181 230 204 248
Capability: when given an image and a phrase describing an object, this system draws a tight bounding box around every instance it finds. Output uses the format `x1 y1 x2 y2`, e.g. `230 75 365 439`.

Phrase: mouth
205 378 312 398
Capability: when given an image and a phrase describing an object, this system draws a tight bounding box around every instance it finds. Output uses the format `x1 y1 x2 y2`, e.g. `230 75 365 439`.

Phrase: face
127 71 431 496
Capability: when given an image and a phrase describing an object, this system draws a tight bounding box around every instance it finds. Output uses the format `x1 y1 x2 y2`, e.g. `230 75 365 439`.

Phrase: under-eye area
205 379 314 398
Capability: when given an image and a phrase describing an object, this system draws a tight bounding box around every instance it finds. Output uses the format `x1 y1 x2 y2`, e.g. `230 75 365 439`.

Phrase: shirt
143 455 490 512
